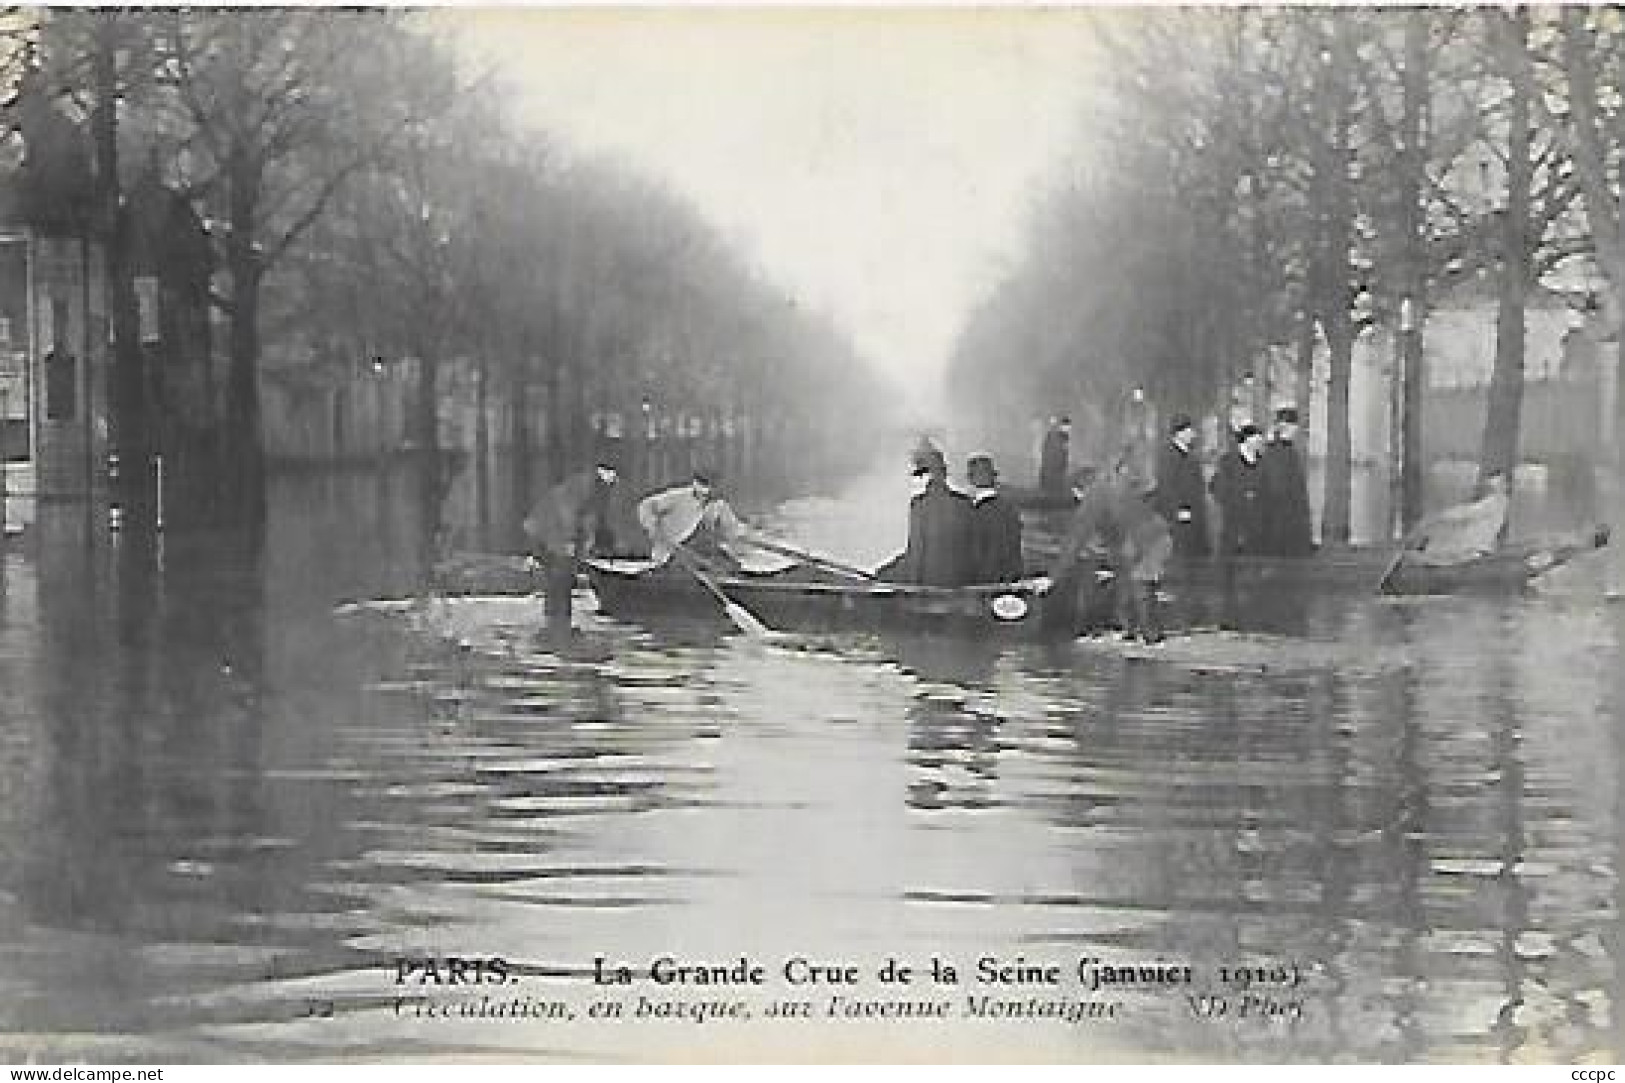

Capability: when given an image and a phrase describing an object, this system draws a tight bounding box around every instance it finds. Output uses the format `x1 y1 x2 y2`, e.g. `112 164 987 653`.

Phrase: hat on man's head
911 446 947 477
1168 412 1195 435
966 453 998 487
1235 423 1264 442
691 466 718 487
1274 406 1300 424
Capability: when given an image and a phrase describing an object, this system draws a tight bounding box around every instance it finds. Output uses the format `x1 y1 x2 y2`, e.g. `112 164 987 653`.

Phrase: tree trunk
1295 306 1315 445
225 259 265 530
474 352 489 550
511 367 533 546
1318 49 1355 548
1322 306 1354 546
92 19 154 539
1399 9 1430 530
223 150 266 532
411 337 440 456
1479 8 1531 491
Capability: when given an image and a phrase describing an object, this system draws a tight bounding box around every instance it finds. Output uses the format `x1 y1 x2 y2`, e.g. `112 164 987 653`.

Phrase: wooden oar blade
725 600 771 638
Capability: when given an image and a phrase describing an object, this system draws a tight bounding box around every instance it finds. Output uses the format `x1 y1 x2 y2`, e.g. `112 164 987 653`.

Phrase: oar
671 546 771 638
746 536 877 582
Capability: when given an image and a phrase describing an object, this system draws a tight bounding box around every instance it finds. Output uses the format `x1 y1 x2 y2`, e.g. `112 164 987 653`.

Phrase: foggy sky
445 7 1104 417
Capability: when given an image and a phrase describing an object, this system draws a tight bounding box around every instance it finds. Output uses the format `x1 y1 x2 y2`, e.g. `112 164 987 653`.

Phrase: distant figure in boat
523 436 623 645
877 444 972 587
1211 423 1268 559
1260 406 1315 557
965 453 1024 584
1038 415 1073 497
1150 412 1210 564
1407 472 1510 566
1042 455 1173 644
637 469 789 575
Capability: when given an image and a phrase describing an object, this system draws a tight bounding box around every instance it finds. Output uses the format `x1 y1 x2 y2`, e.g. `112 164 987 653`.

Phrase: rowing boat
583 557 1107 634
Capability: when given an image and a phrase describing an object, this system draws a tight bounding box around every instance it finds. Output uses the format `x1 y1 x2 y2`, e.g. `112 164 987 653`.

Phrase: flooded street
1 466 1622 1064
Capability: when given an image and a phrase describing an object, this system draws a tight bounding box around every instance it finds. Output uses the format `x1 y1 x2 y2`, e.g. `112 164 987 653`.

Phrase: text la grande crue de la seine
587 954 1299 992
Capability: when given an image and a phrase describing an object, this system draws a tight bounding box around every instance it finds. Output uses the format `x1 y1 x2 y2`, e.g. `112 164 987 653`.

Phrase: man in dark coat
1210 423 1268 558
523 438 622 646
1041 457 1172 643
965 453 1024 583
1259 406 1315 556
877 445 971 587
1150 413 1210 564
1038 416 1072 496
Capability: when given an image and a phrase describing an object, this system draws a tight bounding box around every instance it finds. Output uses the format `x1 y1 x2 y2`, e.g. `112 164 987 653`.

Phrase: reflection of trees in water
11 517 401 1039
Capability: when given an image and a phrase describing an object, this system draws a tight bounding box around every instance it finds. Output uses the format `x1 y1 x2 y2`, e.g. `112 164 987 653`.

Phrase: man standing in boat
1150 413 1210 564
1259 406 1315 557
523 437 623 647
1039 415 1073 498
877 445 972 587
965 453 1025 584
1039 454 1172 644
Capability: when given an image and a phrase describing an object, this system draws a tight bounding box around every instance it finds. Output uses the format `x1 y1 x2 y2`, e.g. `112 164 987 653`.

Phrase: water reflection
0 468 1619 1062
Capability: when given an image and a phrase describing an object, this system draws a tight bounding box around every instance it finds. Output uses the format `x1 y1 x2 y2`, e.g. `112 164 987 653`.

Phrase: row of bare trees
4 9 886 540
947 7 1623 550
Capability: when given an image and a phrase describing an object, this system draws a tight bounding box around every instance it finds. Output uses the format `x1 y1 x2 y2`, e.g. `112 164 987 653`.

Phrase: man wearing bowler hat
1150 413 1210 564
877 443 972 587
965 453 1024 584
1260 406 1314 557
1211 422 1268 559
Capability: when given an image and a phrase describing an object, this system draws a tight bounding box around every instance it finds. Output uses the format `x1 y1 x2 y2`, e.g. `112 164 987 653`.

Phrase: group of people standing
1039 406 1316 643
1154 406 1314 566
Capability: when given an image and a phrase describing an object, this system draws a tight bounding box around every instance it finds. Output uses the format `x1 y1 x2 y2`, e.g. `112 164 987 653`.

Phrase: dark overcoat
1038 427 1071 495
1210 451 1267 557
523 470 616 558
967 492 1025 583
880 478 972 587
1150 441 1211 561
1259 438 1314 556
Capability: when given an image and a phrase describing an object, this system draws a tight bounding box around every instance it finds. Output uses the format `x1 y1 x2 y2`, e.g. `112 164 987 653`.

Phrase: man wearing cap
1260 406 1314 557
523 438 623 645
1210 423 1268 559
966 453 1024 584
877 444 972 587
1150 413 1210 564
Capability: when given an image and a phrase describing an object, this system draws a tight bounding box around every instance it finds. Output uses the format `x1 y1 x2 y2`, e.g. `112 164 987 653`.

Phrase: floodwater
0 464 1621 1064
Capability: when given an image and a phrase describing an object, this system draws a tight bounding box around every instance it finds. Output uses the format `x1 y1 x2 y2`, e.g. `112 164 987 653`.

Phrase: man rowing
637 468 793 575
